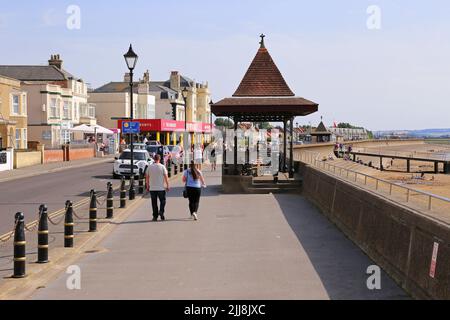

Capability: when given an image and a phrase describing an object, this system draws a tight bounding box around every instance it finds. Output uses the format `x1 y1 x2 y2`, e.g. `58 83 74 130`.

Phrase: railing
352 147 450 162
296 150 450 215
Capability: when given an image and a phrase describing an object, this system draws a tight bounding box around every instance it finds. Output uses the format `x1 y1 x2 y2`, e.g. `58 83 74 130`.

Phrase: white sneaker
193 213 198 221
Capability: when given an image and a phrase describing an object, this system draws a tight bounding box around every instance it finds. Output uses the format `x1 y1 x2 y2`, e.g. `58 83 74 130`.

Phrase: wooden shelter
212 35 319 177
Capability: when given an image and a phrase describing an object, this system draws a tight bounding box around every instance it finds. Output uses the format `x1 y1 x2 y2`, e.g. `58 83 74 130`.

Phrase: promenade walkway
31 170 408 300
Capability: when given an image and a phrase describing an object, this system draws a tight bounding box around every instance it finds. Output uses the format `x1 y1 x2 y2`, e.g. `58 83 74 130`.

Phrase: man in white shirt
146 154 170 221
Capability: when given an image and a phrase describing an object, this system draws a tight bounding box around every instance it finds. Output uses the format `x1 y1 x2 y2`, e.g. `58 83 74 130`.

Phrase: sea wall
298 161 450 299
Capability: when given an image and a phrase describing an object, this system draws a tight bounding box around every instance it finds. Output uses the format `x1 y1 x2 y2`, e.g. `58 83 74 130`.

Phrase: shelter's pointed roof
233 35 294 97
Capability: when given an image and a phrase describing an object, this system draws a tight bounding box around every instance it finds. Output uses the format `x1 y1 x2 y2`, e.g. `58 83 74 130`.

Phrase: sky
1 0 450 131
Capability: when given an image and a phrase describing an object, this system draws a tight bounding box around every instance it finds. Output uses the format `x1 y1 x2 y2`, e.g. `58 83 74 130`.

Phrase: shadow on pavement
273 194 410 300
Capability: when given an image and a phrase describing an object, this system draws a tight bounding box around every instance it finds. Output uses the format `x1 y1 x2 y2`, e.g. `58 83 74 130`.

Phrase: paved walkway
31 170 408 300
0 156 114 183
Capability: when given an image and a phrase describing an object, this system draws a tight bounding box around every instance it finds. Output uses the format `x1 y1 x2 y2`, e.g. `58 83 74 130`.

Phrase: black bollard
37 205 49 264
106 182 114 219
64 201 74 248
89 190 97 232
13 212 26 278
138 168 144 195
129 176 135 201
120 177 126 208
167 161 172 178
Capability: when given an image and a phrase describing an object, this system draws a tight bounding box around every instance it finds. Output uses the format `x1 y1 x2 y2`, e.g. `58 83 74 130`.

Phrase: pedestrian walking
182 161 206 221
194 144 203 169
210 146 217 171
146 154 170 221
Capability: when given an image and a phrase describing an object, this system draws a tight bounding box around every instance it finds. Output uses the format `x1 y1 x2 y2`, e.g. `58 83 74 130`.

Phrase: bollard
138 168 144 195
37 205 49 264
89 190 97 232
13 212 26 278
106 182 114 219
64 201 74 248
120 177 126 208
129 176 136 201
167 161 172 178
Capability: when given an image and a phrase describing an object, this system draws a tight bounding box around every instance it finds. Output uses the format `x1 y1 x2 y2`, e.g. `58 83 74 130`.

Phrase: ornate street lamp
181 87 189 131
124 44 138 200
181 87 189 170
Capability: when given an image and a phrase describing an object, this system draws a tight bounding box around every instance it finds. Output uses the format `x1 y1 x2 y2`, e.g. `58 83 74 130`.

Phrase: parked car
133 143 147 150
146 140 162 146
113 149 153 179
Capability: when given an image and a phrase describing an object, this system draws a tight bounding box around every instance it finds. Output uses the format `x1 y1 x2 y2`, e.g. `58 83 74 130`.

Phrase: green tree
214 118 234 129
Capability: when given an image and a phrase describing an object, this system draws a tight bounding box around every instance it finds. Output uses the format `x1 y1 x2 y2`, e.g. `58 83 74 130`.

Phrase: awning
71 124 114 135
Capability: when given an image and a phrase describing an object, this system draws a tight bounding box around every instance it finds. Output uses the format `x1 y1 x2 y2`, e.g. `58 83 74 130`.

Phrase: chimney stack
143 70 150 83
170 71 180 91
48 54 63 70
124 72 131 83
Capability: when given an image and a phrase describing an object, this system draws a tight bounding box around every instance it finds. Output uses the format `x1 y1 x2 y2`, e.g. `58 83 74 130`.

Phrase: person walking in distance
210 146 217 172
146 154 170 221
182 161 206 221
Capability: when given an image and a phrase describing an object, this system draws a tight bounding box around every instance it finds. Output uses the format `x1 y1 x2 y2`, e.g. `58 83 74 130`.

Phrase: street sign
122 121 140 134
429 242 439 278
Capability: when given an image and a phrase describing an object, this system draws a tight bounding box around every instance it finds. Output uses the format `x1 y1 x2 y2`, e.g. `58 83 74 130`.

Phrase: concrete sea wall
299 161 450 299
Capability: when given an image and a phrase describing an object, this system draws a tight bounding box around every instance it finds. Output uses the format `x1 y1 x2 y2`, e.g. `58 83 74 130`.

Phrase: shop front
117 119 213 148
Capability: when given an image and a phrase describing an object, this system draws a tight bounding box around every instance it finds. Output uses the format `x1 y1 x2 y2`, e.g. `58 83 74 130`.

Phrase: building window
63 101 70 119
22 94 27 115
50 98 58 118
15 129 21 149
12 95 20 115
22 128 27 149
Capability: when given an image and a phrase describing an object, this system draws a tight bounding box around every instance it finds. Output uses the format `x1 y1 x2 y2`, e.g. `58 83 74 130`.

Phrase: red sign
117 119 212 133
429 242 439 278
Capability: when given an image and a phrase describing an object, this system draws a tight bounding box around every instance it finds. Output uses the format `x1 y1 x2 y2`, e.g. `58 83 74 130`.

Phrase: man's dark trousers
150 191 166 219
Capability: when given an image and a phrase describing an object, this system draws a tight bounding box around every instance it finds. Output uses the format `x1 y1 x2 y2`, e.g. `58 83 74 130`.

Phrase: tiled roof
233 46 295 97
212 97 318 117
0 66 77 81
93 81 178 95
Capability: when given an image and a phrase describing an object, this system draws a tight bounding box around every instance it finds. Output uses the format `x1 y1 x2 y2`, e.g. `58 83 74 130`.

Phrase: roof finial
259 34 266 48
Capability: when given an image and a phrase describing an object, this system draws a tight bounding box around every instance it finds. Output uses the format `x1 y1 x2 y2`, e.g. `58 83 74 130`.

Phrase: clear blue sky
1 0 450 130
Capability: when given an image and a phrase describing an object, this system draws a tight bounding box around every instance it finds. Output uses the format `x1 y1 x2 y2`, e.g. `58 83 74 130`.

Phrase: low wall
68 147 95 161
299 161 450 299
13 151 42 169
44 149 64 163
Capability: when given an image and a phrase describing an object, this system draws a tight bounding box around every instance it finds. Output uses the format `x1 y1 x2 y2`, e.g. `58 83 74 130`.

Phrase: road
31 170 409 300
0 161 116 236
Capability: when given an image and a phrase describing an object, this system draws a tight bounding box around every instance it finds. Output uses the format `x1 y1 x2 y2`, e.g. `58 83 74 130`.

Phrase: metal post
406 189 410 202
64 201 74 248
89 190 97 232
138 168 144 194
37 205 49 264
106 182 114 219
283 118 287 173
234 118 238 175
129 70 136 201
289 117 294 178
428 196 432 210
13 212 26 278
120 178 126 208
